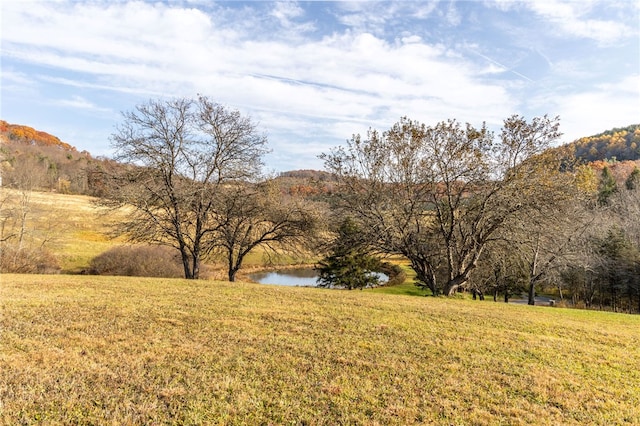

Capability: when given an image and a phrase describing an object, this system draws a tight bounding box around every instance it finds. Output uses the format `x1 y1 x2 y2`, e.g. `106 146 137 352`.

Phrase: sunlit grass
2 274 638 424
1 189 316 274
0 189 126 272
371 261 426 296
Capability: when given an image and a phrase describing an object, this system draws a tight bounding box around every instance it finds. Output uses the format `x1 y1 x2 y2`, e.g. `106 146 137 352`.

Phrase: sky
1 1 639 172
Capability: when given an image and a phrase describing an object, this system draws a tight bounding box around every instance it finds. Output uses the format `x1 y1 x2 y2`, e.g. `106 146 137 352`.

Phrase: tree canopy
322 115 572 296
101 96 269 279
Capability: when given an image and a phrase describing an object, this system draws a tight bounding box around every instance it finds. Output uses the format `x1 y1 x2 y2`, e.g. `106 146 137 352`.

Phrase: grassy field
2 274 639 425
0 189 124 273
0 189 313 275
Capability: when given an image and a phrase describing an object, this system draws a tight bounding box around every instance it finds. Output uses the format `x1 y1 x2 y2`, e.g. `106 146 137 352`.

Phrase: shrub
0 244 61 274
89 245 184 278
378 262 407 287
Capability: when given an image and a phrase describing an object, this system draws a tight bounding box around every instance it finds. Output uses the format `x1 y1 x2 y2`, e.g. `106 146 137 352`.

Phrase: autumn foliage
568 124 640 163
0 120 76 151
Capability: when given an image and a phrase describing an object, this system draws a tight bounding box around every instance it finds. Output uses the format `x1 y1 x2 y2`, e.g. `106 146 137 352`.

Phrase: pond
249 268 388 287
249 268 320 287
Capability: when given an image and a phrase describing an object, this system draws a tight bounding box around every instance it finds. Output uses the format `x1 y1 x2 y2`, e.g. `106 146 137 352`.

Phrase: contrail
472 50 534 83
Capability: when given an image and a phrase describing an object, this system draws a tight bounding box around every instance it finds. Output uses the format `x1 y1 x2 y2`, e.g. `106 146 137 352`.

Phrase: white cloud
525 0 633 44
411 3 438 19
543 74 640 143
270 1 303 23
445 1 462 26
2 0 636 170
485 0 635 45
1 1 515 168
1 69 34 86
55 96 113 114
0 69 39 98
10 4 504 117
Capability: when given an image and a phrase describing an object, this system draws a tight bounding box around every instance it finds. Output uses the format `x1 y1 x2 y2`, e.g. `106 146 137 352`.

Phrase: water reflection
249 268 388 287
249 268 319 287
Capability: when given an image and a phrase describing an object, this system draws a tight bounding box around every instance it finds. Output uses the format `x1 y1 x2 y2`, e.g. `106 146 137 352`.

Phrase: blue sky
1 1 638 172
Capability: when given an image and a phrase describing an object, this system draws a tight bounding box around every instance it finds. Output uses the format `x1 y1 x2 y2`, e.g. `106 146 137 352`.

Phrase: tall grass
2 274 638 424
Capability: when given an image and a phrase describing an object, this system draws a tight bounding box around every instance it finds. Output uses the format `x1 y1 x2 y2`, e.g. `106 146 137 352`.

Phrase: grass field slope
0 189 124 273
1 274 638 425
0 188 313 276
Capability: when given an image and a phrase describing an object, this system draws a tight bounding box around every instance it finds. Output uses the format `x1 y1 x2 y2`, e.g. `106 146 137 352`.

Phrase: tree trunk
227 250 248 282
410 257 438 296
192 255 200 280
179 247 194 279
528 279 536 306
228 267 239 282
558 284 563 301
528 236 540 306
17 190 30 251
443 249 482 296
444 275 467 296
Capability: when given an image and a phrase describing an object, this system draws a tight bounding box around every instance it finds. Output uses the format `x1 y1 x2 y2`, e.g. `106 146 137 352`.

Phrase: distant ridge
0 120 77 152
278 169 335 181
565 124 640 163
2 120 639 175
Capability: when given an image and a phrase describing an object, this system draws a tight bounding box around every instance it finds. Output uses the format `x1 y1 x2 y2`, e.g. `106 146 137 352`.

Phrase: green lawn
2 274 638 425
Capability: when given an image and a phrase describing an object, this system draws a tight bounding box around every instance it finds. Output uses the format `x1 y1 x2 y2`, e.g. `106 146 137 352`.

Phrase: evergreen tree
598 166 617 205
315 218 382 290
625 166 639 190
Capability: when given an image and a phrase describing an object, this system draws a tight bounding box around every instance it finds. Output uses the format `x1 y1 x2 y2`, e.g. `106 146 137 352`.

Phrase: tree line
568 124 640 163
321 117 640 312
2 97 639 313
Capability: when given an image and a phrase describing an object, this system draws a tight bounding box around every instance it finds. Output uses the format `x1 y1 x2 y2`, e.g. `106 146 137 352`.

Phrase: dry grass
0 188 313 274
1 274 638 425
0 189 125 273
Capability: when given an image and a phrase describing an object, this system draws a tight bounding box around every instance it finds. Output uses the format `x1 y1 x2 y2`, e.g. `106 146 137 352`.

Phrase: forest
1 111 639 314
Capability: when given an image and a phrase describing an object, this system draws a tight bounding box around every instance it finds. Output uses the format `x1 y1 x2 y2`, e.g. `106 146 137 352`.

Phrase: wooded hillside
2 120 639 196
0 120 78 152
567 124 640 163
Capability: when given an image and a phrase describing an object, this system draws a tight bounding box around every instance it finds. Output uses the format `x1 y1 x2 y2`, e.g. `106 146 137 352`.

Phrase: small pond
249 268 320 287
249 268 388 287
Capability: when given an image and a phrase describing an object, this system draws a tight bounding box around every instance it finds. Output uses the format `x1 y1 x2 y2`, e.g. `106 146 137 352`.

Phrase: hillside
566 124 640 163
0 120 78 152
0 189 124 273
3 120 640 196
2 274 639 424
0 121 98 194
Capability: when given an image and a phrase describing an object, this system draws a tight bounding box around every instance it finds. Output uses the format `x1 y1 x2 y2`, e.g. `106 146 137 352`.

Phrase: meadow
2 274 639 425
0 189 311 276
0 190 125 273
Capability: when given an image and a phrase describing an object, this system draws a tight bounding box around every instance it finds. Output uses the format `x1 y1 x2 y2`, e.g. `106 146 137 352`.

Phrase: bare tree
500 198 592 305
100 96 268 279
1 156 40 249
322 115 565 296
211 180 322 282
